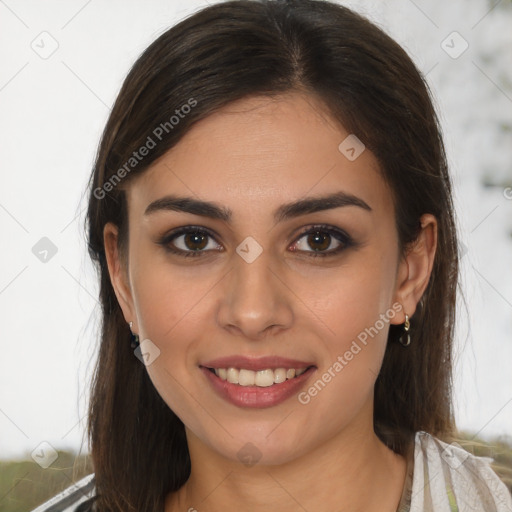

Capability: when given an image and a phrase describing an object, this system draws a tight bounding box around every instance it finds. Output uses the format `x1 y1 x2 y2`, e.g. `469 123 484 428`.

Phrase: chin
221 426 312 467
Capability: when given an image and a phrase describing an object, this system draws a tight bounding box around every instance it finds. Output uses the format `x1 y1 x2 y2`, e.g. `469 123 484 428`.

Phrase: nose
217 249 294 340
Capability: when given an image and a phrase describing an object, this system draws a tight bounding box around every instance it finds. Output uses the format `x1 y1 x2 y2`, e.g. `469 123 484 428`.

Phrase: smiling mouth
205 366 316 387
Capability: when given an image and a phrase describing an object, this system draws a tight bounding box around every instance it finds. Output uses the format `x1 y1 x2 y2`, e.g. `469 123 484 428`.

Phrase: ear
391 213 437 323
103 222 137 329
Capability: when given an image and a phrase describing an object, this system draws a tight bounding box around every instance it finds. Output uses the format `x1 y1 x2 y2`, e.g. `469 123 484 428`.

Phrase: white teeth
255 369 274 387
212 366 310 387
238 369 255 386
274 368 287 383
226 367 239 384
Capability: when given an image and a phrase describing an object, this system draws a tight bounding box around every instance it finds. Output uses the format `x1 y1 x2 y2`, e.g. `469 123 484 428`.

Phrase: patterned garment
30 473 95 512
397 431 512 511
31 431 512 512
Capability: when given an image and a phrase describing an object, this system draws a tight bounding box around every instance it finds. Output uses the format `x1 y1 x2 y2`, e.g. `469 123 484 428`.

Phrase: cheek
297 256 396 341
127 247 227 413
129 265 207 426
293 251 398 393
129 242 217 344
291 271 396 434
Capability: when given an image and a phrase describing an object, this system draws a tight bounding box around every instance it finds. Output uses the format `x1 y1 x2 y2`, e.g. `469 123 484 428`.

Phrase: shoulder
30 473 96 512
410 431 512 511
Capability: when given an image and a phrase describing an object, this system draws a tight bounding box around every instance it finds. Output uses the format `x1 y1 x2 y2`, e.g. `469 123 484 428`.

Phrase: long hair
84 1 459 509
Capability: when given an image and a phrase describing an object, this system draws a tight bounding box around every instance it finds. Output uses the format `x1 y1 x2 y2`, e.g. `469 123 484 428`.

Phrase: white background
0 0 511 460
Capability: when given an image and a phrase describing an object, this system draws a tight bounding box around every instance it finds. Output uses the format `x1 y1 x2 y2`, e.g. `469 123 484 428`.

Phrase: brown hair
84 0 459 509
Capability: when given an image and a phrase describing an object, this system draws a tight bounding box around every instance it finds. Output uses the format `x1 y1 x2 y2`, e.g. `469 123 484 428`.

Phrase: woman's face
106 92 418 465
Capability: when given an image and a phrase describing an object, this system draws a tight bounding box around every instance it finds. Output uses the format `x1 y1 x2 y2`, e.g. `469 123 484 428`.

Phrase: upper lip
201 356 316 372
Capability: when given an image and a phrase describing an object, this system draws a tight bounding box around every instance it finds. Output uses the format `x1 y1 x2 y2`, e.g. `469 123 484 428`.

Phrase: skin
104 92 437 512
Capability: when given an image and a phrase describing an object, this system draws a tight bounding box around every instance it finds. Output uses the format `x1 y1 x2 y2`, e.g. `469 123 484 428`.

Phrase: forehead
127 93 392 221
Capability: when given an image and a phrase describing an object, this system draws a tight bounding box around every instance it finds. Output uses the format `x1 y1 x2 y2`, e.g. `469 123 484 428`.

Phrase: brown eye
182 232 209 251
160 227 222 257
290 225 352 257
305 231 332 251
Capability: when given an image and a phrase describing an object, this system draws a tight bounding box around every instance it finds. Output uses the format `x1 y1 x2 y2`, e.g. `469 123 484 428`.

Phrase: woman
31 0 512 511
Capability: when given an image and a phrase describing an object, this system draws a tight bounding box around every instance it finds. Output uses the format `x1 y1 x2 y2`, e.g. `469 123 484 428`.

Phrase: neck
165 408 407 512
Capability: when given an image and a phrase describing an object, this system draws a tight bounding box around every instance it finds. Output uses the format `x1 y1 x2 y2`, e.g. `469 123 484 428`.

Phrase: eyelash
158 224 354 259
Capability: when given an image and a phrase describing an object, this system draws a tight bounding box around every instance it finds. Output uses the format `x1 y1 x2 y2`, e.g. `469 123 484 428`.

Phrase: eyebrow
144 191 372 223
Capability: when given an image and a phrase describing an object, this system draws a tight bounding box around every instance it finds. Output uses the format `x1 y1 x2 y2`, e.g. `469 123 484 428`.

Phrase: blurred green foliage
457 430 512 495
0 450 92 512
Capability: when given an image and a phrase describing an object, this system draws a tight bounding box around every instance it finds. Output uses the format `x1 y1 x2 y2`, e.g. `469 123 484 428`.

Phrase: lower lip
200 366 316 408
